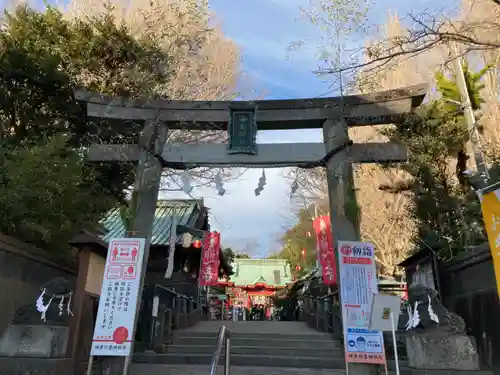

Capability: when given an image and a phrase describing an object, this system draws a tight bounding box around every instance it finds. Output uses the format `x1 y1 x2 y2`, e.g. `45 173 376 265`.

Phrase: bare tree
310 0 500 80
55 0 251 192
460 0 500 160
60 0 240 101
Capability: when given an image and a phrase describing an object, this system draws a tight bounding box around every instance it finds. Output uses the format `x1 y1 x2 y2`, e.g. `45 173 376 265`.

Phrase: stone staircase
129 321 496 375
130 321 347 375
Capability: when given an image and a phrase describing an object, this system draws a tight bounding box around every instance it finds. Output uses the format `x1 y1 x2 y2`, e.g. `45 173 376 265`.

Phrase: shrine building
219 259 293 306
72 199 232 299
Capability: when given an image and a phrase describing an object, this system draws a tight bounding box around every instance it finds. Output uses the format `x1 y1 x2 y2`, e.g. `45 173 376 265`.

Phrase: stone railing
136 284 208 353
300 291 407 361
300 291 343 341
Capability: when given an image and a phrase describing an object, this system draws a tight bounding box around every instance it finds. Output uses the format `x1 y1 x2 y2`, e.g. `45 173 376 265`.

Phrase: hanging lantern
182 233 193 248
301 248 306 257
193 239 202 248
295 265 301 271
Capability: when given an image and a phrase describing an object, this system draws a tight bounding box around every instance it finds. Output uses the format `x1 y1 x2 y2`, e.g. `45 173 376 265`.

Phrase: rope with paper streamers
180 169 226 197
405 294 439 331
35 289 74 323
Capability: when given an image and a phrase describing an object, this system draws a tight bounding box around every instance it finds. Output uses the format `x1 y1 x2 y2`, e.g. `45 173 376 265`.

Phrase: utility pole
449 42 489 183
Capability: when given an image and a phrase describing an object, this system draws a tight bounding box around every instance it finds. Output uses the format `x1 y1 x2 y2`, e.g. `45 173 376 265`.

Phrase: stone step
171 336 342 349
133 353 346 369
166 344 344 357
130 364 494 375
130 364 346 375
133 355 407 372
174 330 333 341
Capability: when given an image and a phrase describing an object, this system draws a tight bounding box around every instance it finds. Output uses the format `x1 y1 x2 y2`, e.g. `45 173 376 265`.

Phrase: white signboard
338 241 386 364
90 238 146 356
369 293 401 332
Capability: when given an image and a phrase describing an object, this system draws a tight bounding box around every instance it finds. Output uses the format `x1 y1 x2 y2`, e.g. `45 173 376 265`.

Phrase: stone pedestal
0 325 69 358
406 333 480 370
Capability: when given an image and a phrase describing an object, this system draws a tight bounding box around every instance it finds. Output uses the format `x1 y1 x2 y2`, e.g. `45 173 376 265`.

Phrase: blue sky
165 0 458 257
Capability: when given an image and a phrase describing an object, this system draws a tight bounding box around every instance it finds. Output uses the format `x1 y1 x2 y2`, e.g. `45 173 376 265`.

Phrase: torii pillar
323 118 371 375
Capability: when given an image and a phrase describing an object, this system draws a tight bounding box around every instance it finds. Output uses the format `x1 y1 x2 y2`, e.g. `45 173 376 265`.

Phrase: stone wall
0 234 77 335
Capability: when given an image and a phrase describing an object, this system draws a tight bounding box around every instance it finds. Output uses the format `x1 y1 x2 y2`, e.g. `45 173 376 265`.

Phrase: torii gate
76 83 427 374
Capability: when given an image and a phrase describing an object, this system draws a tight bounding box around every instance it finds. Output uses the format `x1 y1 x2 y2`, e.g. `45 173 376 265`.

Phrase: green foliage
436 62 490 111
119 190 138 233
382 65 490 258
235 252 251 259
222 248 235 264
0 136 115 253
270 208 317 278
0 5 172 252
0 6 170 146
222 247 251 265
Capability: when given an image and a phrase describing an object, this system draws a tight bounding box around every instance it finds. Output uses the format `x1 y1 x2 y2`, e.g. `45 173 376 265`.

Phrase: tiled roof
100 199 204 246
225 259 292 287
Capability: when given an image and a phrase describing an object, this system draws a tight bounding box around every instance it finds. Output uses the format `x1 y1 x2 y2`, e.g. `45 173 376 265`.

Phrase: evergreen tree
0 6 170 252
382 64 491 258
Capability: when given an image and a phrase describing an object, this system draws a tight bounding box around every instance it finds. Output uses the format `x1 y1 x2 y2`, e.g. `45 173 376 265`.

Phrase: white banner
338 241 386 365
90 238 146 356
164 213 177 279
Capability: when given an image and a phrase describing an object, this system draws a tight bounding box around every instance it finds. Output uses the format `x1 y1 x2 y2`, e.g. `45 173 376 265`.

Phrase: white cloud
210 0 330 99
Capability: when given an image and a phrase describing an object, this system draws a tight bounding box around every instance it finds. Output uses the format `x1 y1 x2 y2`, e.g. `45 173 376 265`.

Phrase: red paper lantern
193 239 202 248
295 265 301 271
301 248 306 256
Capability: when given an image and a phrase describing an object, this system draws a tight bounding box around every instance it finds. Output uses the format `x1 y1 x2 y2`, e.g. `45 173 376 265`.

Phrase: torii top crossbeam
74 83 427 131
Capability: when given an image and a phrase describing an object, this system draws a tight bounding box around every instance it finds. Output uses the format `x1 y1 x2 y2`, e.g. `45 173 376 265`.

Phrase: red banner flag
313 215 337 285
199 232 221 286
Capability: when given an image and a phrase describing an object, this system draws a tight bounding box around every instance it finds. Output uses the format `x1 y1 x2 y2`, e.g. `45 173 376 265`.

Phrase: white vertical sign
338 241 386 365
164 212 177 279
90 238 146 356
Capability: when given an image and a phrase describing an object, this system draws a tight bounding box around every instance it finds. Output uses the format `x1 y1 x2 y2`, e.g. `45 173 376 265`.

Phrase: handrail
209 325 231 375
154 284 195 301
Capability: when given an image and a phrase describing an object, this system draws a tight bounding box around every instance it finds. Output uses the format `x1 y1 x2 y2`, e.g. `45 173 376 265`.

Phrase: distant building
219 258 293 306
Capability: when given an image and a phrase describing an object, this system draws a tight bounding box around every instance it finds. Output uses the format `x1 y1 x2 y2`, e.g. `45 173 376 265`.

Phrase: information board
90 238 146 356
345 328 384 363
338 241 386 365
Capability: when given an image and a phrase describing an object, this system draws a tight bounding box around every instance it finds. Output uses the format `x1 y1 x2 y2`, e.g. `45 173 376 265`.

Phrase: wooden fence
0 233 77 335
441 245 500 371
